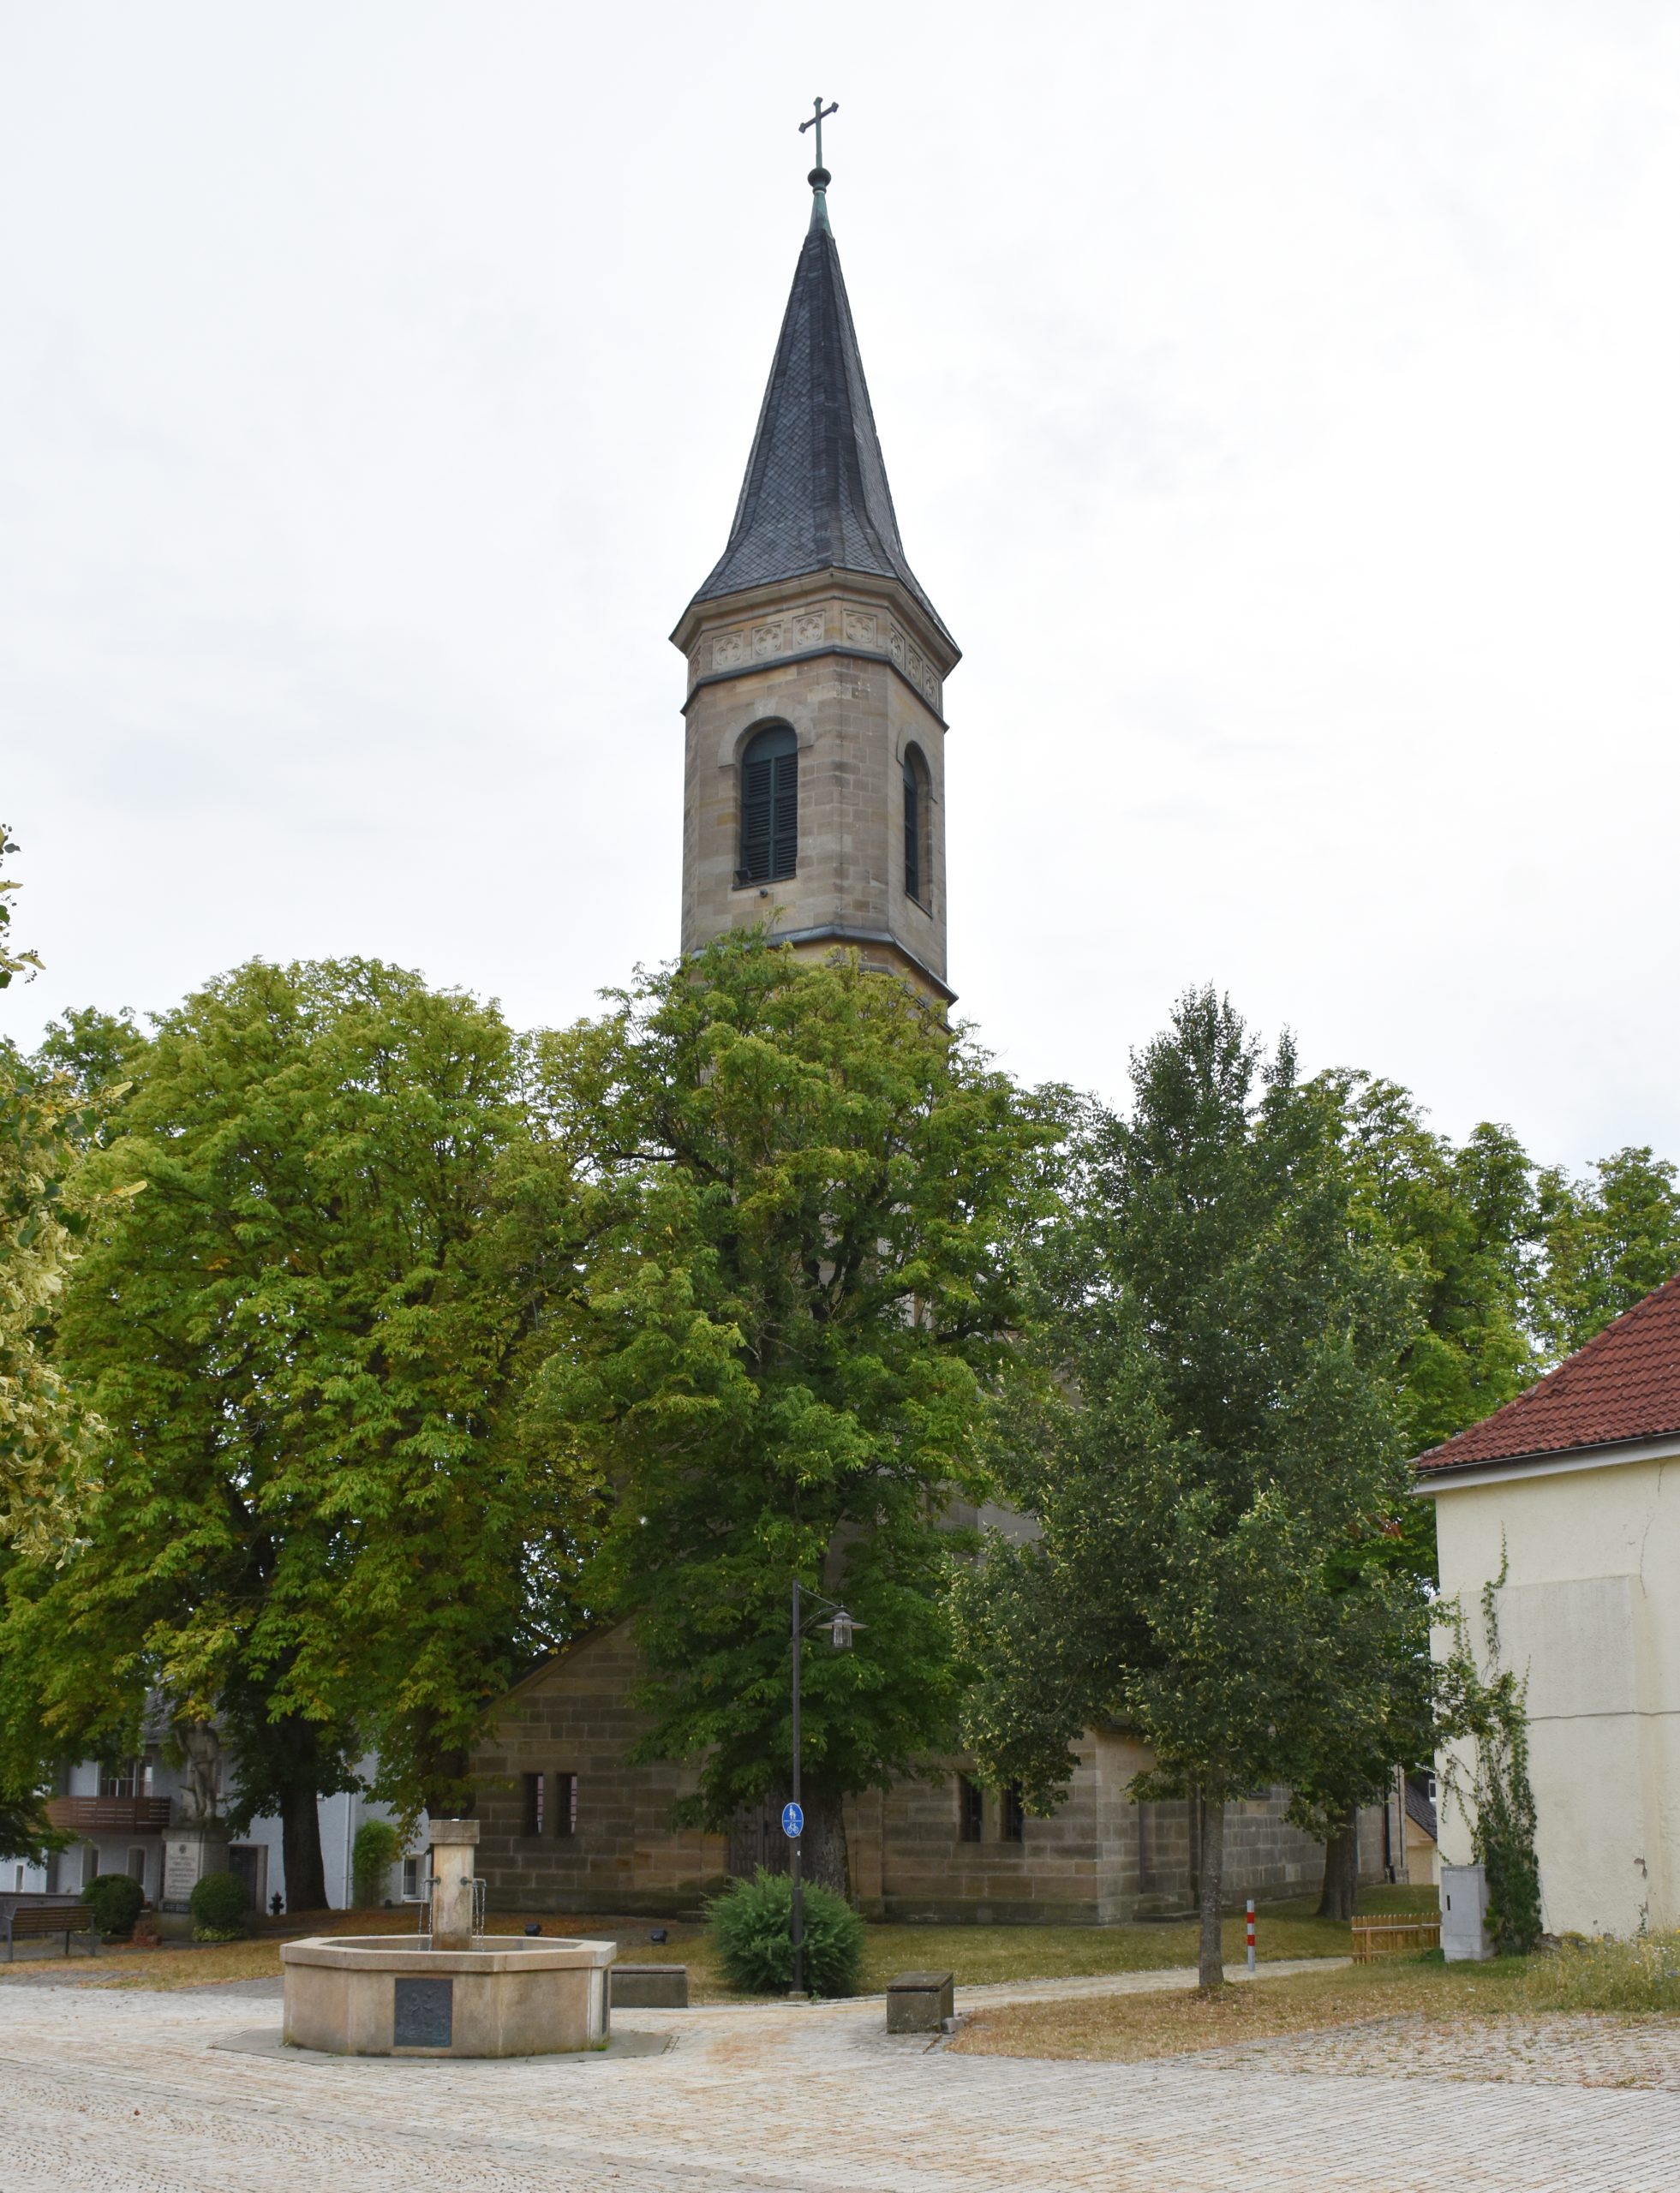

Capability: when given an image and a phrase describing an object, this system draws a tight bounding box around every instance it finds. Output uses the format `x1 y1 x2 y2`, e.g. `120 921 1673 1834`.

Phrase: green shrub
81 1872 146 1940
351 1818 404 1908
1519 1932 1680 2016
708 1867 864 1997
188 1868 250 1939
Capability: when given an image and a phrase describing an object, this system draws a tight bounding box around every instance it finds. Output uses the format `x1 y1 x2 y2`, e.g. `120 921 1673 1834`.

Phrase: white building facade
1419 1274 1680 1938
23 1749 425 1918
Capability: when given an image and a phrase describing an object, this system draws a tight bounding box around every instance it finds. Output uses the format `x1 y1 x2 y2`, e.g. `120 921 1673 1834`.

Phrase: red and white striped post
1246 1898 1257 1976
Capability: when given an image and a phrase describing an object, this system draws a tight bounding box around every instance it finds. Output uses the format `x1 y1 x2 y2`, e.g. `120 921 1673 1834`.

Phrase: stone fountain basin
280 1934 616 2058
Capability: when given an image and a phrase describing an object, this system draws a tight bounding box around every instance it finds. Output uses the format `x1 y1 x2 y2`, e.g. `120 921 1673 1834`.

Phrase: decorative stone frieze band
696 604 943 714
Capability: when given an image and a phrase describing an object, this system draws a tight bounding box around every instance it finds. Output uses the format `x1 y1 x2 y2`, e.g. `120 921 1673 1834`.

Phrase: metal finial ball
808 167 831 189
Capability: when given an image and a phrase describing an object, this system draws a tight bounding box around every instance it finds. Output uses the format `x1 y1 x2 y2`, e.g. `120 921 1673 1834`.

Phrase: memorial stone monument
159 1720 230 1937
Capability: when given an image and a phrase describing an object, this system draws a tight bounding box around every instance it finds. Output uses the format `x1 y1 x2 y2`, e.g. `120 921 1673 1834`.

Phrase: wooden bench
1350 1914 1441 1961
2 1901 102 1962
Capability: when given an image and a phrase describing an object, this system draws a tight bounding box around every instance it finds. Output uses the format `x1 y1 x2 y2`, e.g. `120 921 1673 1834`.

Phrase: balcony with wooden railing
45 1796 172 1834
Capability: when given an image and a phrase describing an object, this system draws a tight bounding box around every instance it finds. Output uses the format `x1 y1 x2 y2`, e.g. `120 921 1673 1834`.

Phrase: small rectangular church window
958 1775 983 1843
1001 1785 1025 1843
555 1772 578 1838
521 1772 545 1838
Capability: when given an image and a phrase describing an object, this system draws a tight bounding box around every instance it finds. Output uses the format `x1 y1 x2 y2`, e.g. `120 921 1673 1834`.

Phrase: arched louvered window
738 725 798 885
903 745 930 906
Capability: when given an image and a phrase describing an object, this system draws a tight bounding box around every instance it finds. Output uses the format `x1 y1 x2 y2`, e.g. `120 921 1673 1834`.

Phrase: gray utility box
610 1963 689 2009
1440 1863 1492 1962
887 1969 954 2034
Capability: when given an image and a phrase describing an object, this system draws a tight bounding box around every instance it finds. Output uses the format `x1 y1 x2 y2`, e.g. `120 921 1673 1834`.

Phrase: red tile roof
1415 1271 1680 1473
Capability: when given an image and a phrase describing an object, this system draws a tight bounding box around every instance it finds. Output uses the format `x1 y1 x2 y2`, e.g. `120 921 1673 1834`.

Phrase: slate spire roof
1415 1270 1680 1473
688 195 955 656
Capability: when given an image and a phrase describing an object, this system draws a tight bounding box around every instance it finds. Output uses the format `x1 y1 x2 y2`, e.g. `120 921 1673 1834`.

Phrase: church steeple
686 202 955 657
672 142 958 1002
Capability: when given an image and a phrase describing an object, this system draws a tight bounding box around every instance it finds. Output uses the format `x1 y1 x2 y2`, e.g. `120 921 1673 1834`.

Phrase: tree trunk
801 1781 849 1898
1316 1806 1360 1921
279 1780 327 1915
1196 1789 1225 1992
725 1787 848 1896
421 1744 474 1822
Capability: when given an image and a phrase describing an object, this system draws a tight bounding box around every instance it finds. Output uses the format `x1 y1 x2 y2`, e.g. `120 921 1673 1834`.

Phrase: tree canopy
499 934 1061 1888
3 881 1677 1921
1537 1145 1680 1359
0 956 583 1904
956 991 1420 1984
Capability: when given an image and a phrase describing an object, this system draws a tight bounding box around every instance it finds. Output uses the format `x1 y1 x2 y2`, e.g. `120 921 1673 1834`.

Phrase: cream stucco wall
1424 1443 1680 1937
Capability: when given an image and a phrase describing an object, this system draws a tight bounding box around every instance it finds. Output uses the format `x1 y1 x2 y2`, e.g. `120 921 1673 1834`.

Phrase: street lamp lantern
825 1609 856 1651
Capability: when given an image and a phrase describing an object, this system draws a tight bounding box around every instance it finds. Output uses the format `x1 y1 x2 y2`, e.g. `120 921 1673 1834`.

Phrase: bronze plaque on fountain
393 1975 453 2047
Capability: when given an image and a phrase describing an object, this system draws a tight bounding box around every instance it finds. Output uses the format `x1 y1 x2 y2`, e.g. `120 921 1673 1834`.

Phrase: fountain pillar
427 1818 480 1950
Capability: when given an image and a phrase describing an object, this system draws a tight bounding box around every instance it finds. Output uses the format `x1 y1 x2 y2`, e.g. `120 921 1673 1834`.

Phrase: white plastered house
1417 1272 1680 1937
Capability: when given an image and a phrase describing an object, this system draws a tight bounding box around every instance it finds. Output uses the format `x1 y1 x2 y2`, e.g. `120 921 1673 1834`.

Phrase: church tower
671 144 959 1001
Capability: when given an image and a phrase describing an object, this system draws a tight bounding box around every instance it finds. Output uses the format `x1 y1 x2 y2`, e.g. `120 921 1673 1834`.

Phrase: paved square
3 1972 1680 2191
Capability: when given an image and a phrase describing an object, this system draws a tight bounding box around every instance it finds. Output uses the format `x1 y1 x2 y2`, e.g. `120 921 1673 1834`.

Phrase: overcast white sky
3 1 1677 1169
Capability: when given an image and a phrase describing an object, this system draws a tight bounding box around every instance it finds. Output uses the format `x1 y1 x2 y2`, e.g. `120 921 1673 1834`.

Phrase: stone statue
176 1719 223 1824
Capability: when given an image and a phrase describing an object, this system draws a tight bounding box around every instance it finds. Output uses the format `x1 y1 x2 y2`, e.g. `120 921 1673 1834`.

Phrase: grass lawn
954 1927 1680 2061
850 1885 1438 1993
0 1886 1432 1999
953 1953 1528 2061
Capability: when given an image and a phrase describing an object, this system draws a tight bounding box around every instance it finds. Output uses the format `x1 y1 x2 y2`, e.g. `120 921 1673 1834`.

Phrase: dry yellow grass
0 1935 283 1991
0 1909 726 1997
953 1957 1532 2063
0 1890 1438 2005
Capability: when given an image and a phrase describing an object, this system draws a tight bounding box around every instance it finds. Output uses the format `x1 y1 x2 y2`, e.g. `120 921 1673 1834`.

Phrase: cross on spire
799 96 837 174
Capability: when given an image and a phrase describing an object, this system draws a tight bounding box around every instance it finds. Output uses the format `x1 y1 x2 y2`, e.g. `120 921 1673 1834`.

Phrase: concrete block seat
610 1963 690 2009
887 1969 954 2033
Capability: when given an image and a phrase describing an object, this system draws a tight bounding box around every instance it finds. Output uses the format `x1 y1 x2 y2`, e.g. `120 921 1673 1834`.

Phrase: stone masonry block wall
474 1626 1390 1925
471 1627 726 1919
679 575 949 995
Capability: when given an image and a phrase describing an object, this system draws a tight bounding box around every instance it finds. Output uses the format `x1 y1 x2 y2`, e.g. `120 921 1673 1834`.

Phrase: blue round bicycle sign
781 1802 804 1838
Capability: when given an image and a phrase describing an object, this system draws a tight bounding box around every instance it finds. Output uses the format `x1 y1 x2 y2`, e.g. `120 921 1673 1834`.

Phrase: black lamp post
787 1580 858 1996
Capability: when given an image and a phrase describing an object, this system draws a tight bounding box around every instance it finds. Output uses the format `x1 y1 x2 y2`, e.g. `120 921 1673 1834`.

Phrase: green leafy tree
0 826 41 991
0 957 578 1909
0 1780 67 1867
505 934 1057 1891
1282 1529 1434 1921
1536 1146 1680 1358
33 1007 147 1142
0 834 114 1551
956 991 1417 1987
1333 1077 1542 1457
0 1049 111 1556
0 836 97 1865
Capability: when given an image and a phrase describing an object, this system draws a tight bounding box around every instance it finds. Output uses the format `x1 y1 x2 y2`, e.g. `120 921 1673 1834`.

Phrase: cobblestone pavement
1202 2008 1680 2091
5 1973 1680 2191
